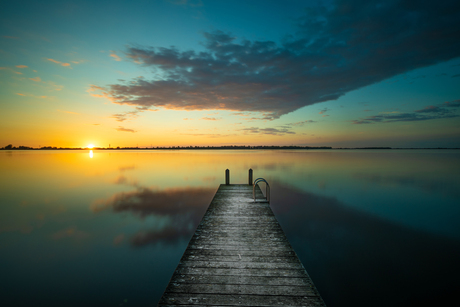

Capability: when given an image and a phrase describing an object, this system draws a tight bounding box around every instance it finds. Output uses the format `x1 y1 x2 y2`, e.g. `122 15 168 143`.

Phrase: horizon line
2 145 460 150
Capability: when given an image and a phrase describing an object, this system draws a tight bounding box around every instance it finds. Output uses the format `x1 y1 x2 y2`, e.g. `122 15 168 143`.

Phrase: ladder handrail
253 178 270 204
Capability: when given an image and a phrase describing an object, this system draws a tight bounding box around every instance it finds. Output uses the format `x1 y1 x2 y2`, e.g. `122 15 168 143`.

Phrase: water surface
1 149 459 306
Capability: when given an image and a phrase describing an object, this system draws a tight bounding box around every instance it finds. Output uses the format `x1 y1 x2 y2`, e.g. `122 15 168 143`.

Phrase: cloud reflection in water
91 186 215 247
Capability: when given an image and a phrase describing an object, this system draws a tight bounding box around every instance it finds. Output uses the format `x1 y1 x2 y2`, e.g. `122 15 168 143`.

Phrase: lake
1 149 459 306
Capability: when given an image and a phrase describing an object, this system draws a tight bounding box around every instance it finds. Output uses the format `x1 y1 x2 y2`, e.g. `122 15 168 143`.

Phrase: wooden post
248 169 253 185
225 169 230 185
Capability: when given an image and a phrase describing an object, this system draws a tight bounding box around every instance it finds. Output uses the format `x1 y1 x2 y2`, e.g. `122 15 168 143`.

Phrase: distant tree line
1 144 332 150
2 144 458 150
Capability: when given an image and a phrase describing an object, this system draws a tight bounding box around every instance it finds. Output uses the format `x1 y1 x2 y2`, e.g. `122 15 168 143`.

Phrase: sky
1 0 460 148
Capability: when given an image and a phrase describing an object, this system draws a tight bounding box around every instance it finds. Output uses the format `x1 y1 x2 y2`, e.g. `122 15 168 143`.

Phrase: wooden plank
170 275 314 287
177 260 304 270
173 267 311 277
159 293 325 306
157 184 325 307
164 283 317 296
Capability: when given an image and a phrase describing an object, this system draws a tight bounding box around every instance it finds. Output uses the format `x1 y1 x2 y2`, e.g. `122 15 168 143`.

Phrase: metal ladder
253 178 270 204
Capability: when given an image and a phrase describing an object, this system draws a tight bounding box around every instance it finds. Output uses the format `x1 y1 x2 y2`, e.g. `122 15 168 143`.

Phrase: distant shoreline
1 146 459 150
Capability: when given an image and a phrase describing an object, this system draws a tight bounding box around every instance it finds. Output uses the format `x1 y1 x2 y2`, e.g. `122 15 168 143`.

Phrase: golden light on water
89 150 93 158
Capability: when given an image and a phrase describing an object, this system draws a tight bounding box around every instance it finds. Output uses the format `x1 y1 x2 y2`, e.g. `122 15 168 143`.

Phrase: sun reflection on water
89 150 93 158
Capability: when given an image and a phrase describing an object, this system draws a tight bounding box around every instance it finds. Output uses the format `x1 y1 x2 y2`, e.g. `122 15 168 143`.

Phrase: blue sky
1 0 459 148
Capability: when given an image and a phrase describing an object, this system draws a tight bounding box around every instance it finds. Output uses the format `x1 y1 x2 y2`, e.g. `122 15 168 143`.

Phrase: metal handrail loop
253 178 270 204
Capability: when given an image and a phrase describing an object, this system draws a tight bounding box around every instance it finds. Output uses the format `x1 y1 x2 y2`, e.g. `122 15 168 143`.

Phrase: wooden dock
157 183 326 306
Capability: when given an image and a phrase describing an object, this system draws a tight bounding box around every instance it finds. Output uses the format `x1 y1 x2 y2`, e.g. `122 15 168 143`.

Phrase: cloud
241 127 295 135
288 120 316 127
112 111 139 122
15 93 47 99
110 52 122 61
71 60 87 64
0 67 23 75
415 105 448 114
444 100 460 108
29 77 41 82
16 65 27 68
116 126 137 133
319 108 329 115
91 1 460 119
201 117 220 121
47 58 71 67
352 100 460 124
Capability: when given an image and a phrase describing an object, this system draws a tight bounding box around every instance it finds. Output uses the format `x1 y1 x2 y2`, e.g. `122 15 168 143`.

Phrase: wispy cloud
240 127 295 136
47 58 71 67
319 108 329 115
201 117 221 121
92 0 460 119
287 120 316 127
0 67 23 75
16 65 27 68
29 77 41 82
112 111 139 122
15 93 47 99
111 106 154 122
110 52 122 61
352 100 460 124
116 126 137 133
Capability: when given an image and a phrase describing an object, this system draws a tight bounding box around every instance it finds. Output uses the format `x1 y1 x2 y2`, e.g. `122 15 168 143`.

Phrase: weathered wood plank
183 249 297 257
174 267 309 278
182 254 300 263
165 283 316 296
178 260 304 270
170 275 314 287
157 184 325 307
159 293 325 306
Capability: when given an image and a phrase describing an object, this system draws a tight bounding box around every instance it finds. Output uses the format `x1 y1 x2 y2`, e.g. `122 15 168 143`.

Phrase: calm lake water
1 149 459 306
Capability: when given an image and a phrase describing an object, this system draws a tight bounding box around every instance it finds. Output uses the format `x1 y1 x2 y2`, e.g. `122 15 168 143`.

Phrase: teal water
1 149 459 306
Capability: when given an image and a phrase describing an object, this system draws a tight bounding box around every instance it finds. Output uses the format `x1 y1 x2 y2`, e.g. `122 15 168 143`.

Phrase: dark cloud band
93 0 460 119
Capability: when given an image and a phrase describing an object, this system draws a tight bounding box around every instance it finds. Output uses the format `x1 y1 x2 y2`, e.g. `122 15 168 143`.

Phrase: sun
87 144 94 149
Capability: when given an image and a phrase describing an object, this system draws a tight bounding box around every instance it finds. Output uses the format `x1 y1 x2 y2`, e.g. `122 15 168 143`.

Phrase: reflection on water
91 186 215 247
0 149 459 306
271 182 460 306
